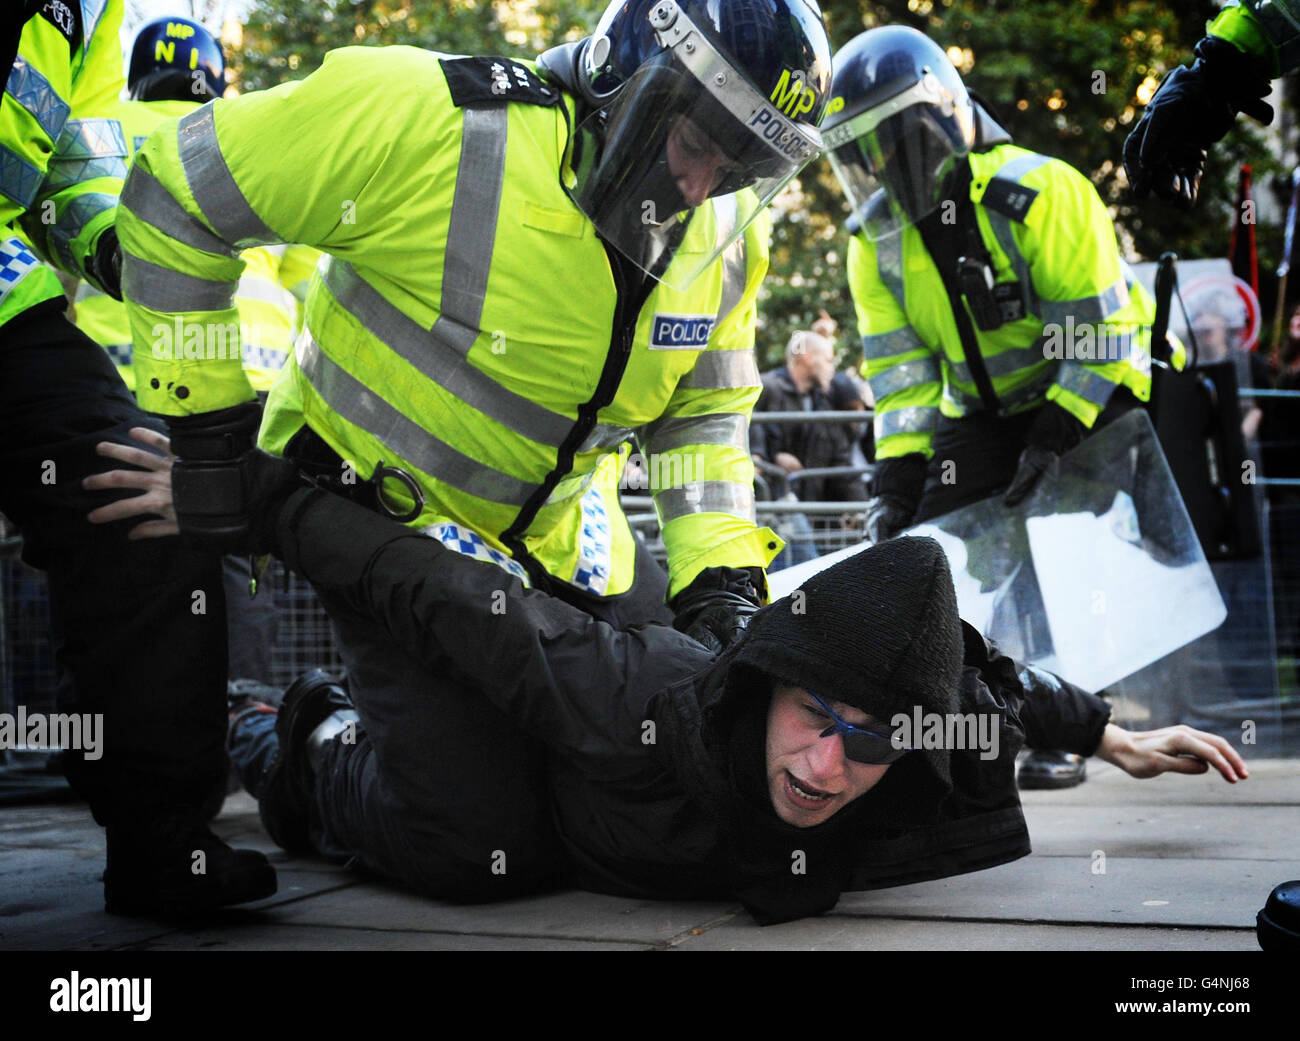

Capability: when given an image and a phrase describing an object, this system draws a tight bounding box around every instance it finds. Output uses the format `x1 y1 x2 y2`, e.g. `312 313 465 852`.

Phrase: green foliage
234 1 603 92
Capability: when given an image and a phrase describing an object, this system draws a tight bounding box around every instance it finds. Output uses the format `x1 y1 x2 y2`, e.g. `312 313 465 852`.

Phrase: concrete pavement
1 759 1293 951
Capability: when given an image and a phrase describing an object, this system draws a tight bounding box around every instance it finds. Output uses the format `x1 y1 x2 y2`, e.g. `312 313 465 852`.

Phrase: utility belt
282 425 426 523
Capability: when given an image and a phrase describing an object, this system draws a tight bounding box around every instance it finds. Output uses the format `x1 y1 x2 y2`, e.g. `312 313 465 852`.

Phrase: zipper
499 243 655 588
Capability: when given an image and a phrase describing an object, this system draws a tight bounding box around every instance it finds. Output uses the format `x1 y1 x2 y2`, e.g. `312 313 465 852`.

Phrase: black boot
1017 749 1087 790
104 808 276 917
258 670 354 854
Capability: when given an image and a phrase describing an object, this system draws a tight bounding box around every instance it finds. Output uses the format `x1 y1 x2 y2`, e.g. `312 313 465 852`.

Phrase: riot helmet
129 17 227 103
822 26 975 240
543 0 831 287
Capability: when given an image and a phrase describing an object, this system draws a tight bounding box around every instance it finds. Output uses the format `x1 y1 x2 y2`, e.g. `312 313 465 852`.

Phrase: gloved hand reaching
1123 35 1273 210
670 565 765 655
864 452 927 543
1003 402 1086 507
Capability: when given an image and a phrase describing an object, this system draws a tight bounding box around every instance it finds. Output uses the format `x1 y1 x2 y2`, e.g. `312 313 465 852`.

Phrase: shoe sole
1017 768 1087 790
259 671 347 853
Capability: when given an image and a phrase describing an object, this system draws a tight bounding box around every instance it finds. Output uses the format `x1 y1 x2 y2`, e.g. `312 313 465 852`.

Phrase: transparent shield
768 411 1297 749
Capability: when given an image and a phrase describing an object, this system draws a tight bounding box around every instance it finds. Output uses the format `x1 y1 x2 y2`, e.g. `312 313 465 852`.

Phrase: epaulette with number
439 57 561 108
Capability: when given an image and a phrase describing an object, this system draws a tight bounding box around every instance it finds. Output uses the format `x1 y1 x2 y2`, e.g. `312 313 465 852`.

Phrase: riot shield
769 411 1294 749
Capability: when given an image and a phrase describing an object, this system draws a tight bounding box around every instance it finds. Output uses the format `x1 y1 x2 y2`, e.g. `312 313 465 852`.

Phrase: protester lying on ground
84 431 1247 925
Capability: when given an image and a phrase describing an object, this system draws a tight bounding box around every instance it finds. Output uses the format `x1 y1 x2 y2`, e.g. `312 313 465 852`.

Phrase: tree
233 1 602 93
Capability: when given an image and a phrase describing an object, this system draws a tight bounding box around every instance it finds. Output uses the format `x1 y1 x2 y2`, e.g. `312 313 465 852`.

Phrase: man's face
765 684 892 827
665 116 745 208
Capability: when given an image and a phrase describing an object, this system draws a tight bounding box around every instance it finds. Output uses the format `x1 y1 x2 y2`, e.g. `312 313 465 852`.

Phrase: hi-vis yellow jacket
74 97 312 394
848 144 1154 461
2 0 125 329
118 46 779 600
1211 0 1300 76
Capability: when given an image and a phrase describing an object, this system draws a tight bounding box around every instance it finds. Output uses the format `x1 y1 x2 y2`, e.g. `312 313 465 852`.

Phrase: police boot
1017 749 1087 790
104 808 276 917
257 670 357 854
1257 880 1300 951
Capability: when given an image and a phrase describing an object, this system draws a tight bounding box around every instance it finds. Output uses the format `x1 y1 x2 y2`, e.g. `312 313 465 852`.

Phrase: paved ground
1 759 1294 951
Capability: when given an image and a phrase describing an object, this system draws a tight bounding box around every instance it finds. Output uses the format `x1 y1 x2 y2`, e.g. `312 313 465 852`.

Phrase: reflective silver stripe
49 191 117 270
177 106 278 248
949 340 1050 383
646 413 747 454
121 165 234 257
56 118 126 159
577 423 634 453
875 233 905 309
984 209 1038 317
1039 277 1129 326
876 405 939 440
1056 361 1118 408
712 194 747 326
1248 0 1300 46
682 348 759 390
122 253 236 312
41 155 126 193
944 369 1053 414
862 325 925 361
867 357 942 399
0 145 43 208
983 155 1052 317
434 105 507 355
992 154 1050 186
322 258 574 446
1251 0 1300 67
655 481 754 522
295 331 538 507
6 58 70 140
82 0 109 39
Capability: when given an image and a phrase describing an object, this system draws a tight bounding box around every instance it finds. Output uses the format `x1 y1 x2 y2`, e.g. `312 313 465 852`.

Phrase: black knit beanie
733 536 962 718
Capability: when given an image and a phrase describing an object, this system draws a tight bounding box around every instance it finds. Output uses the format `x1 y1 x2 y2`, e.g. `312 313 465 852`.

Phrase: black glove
864 495 915 544
168 401 303 554
670 565 765 655
1003 403 1086 507
1124 35 1273 210
86 227 122 301
864 452 927 542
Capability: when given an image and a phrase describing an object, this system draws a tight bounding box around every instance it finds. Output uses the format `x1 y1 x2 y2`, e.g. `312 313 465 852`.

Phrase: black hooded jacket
276 488 1111 925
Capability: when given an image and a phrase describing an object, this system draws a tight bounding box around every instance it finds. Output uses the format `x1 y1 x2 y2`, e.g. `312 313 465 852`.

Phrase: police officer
77 16 306 396
115 0 832 651
821 26 1158 789
1124 0 1286 210
1 2 274 914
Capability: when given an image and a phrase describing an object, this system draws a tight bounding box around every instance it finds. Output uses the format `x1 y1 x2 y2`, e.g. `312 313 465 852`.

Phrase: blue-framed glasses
806 690 911 765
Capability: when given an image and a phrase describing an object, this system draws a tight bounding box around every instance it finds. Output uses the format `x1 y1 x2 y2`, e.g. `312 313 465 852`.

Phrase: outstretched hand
82 427 179 539
1096 723 1248 783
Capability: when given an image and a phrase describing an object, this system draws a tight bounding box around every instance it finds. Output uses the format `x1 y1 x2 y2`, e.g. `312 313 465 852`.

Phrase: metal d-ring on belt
370 460 425 522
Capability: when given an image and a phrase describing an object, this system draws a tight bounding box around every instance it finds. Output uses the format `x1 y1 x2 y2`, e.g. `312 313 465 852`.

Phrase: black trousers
308 528 671 900
0 301 228 824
